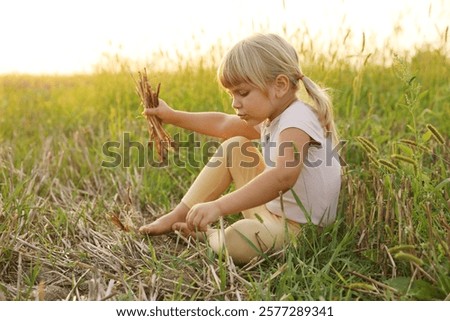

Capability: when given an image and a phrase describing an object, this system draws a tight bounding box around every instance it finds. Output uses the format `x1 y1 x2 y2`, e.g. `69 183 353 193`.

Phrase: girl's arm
143 99 259 140
186 127 310 230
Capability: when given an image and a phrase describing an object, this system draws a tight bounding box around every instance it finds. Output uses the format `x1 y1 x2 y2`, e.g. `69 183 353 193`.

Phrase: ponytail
299 75 338 145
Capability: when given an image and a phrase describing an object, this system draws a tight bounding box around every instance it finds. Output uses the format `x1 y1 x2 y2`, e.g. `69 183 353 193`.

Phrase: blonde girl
139 33 341 265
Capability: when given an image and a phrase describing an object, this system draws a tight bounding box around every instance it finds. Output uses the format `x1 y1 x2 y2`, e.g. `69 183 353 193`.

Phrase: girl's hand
186 201 222 232
142 99 175 124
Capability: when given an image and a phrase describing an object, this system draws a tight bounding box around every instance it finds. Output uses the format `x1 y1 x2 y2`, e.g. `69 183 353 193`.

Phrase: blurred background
0 0 449 74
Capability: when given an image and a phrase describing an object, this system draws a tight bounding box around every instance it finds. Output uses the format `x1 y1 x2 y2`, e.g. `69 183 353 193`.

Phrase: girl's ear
274 74 290 98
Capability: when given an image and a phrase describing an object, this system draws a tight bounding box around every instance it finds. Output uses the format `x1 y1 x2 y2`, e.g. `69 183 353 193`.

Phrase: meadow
0 31 449 301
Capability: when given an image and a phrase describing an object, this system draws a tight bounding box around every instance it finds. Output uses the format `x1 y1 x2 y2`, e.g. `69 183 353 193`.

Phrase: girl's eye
238 91 249 97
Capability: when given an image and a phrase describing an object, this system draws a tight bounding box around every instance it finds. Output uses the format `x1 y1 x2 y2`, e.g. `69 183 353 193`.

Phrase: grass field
0 33 449 301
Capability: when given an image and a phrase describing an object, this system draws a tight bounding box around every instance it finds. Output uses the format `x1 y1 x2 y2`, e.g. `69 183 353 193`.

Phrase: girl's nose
232 97 242 109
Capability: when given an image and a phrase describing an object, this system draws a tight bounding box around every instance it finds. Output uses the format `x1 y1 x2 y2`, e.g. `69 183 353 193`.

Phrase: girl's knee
221 136 249 148
208 219 278 265
218 136 260 169
218 136 248 157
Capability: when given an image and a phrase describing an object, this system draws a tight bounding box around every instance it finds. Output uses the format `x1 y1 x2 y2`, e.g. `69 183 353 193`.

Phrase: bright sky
0 0 448 74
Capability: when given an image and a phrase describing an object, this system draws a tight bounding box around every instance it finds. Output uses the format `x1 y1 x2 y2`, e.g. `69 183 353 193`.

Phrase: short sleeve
278 102 324 145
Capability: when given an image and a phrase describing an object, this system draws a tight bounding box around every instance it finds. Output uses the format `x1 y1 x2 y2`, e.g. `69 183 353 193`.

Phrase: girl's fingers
143 108 157 116
187 209 205 231
186 210 196 230
192 214 202 231
197 218 208 232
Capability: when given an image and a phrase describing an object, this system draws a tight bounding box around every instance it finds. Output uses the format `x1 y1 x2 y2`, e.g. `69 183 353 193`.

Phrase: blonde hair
218 33 338 144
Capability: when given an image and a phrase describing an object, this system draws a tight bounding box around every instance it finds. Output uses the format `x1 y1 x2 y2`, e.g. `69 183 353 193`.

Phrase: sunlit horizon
0 0 449 75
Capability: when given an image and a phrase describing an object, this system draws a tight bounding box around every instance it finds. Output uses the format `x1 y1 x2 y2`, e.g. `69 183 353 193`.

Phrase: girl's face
228 83 279 126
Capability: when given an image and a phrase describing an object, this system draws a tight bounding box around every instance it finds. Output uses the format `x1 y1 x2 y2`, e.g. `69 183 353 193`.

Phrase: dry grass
0 131 289 300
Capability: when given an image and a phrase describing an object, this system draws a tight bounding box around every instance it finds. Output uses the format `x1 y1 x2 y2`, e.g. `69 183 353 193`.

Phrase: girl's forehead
227 83 253 91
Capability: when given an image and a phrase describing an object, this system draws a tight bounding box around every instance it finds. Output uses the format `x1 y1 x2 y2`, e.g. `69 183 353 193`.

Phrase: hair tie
298 74 305 81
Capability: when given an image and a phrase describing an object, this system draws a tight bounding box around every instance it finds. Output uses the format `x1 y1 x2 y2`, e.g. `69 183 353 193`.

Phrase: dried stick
133 68 173 162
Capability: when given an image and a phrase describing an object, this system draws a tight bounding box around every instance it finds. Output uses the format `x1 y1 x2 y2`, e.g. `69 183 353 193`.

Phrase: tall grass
0 28 449 300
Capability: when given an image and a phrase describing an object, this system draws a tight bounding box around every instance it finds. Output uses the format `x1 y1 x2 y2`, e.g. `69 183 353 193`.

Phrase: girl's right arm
143 99 259 140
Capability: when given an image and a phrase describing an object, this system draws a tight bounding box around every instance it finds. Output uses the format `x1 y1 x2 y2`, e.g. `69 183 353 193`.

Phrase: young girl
139 33 341 265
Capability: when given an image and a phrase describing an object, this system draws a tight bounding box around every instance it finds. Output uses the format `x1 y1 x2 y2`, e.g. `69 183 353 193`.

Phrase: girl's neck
268 95 298 122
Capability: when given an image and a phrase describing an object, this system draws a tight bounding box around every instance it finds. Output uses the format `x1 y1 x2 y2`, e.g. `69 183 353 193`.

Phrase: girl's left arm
186 127 310 231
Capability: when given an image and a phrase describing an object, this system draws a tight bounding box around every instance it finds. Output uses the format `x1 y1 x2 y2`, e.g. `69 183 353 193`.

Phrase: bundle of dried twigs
133 68 173 162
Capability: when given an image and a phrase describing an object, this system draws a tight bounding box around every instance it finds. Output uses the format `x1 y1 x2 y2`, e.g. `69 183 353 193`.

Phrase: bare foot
172 222 214 242
139 203 189 236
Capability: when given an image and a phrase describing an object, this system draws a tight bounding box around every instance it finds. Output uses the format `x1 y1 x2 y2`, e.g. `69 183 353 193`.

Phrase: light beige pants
182 136 301 265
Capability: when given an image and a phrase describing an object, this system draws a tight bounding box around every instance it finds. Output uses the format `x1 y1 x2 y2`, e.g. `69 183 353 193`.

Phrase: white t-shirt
260 100 341 226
